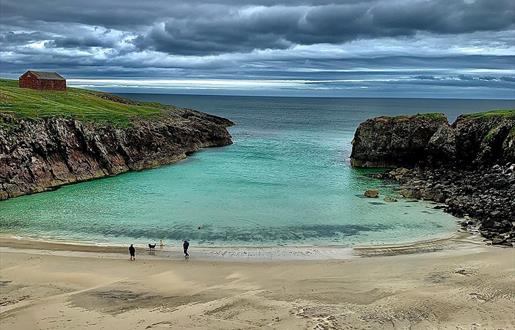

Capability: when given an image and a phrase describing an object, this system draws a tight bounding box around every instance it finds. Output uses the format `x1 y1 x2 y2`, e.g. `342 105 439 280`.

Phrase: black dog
148 243 156 251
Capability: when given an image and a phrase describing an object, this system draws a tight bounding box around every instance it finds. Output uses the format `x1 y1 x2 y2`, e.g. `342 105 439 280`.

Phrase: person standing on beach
183 240 189 258
129 244 135 261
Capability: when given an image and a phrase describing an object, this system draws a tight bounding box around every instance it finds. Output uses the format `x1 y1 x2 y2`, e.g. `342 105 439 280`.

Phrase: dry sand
0 237 514 329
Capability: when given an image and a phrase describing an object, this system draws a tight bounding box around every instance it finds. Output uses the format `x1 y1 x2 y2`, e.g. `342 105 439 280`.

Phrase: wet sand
1 236 514 329
0 232 474 261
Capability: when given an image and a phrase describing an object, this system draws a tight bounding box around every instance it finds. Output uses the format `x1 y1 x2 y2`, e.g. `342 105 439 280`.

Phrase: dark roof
24 71 65 80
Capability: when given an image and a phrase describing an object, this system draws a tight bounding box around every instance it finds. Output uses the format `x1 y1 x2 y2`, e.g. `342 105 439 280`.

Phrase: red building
19 71 66 91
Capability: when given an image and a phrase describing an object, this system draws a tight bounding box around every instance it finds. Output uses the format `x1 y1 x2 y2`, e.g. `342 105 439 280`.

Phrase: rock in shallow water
364 189 380 198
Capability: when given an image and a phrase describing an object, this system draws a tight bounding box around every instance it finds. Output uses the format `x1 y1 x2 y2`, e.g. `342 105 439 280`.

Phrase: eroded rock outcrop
453 114 515 167
351 111 515 246
384 165 515 247
350 114 448 168
351 112 515 169
0 108 233 200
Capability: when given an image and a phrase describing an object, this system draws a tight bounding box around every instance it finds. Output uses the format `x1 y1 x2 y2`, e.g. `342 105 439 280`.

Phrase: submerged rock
384 196 398 202
364 189 379 198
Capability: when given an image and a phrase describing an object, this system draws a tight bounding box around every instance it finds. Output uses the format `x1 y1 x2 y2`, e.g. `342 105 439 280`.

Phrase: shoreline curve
0 231 485 262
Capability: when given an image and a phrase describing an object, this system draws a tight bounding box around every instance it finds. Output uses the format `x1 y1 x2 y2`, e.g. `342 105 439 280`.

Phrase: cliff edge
0 80 233 200
351 111 515 169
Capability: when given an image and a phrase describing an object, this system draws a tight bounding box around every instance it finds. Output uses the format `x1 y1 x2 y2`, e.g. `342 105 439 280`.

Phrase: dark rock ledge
351 112 515 247
0 108 233 200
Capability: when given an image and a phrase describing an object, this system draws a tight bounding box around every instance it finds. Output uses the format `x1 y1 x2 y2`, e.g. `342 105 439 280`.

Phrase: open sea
1 96 514 247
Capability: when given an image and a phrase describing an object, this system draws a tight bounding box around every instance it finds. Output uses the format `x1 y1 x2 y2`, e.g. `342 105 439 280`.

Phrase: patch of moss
388 112 447 121
509 126 515 139
0 78 171 127
484 127 500 142
462 109 515 119
413 113 447 120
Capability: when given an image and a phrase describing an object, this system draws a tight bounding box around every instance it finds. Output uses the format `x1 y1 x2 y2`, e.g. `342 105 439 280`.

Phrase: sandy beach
1 237 514 329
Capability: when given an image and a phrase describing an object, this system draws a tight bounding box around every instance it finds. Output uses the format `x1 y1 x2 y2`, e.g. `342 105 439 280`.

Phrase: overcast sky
1 0 514 98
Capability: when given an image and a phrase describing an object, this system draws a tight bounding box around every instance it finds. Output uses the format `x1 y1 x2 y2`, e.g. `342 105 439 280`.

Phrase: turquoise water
1 96 514 247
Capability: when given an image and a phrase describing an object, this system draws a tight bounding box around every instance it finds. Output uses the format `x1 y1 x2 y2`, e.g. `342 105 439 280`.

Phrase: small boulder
364 189 379 198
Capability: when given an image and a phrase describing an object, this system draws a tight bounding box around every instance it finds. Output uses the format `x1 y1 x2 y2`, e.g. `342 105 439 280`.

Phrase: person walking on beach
129 244 135 261
183 240 190 258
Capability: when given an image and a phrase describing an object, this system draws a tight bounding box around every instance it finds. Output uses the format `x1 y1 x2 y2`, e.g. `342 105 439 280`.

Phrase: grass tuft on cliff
461 109 515 138
383 113 447 121
462 109 515 119
413 113 447 120
0 79 171 126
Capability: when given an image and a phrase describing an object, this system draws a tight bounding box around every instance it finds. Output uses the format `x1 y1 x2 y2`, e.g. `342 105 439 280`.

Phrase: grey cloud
0 31 52 47
2 0 515 55
46 32 124 49
369 1 515 34
1 0 514 98
135 0 515 55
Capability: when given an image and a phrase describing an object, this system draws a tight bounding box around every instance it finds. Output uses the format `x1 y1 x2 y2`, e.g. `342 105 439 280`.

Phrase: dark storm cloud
46 32 122 49
134 0 515 55
1 0 514 97
1 0 514 55
0 31 51 46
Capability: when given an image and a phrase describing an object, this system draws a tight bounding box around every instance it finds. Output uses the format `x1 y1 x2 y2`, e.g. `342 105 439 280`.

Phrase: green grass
462 110 515 139
387 112 447 121
462 109 515 140
509 124 515 139
0 79 170 126
462 109 515 119
484 127 501 142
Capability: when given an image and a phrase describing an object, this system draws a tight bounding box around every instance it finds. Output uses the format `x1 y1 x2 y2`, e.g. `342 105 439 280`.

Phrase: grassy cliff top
412 113 447 120
376 112 447 121
461 109 515 119
0 79 171 126
460 109 515 139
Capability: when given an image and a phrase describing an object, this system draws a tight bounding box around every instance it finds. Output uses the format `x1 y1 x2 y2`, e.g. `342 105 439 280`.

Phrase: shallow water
1 96 513 246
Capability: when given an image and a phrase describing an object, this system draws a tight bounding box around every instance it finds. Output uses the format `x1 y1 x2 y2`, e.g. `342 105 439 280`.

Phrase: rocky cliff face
351 113 515 169
350 114 448 168
351 111 515 246
0 108 233 200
